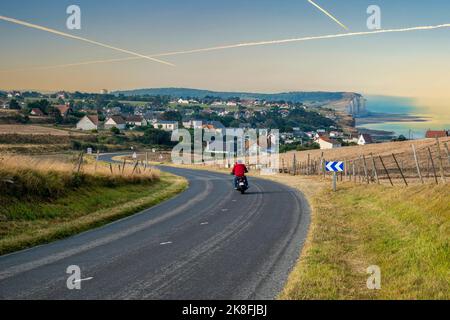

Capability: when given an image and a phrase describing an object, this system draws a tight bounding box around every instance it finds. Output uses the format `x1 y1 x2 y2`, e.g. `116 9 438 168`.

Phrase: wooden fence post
95 150 99 173
352 161 356 182
411 144 424 184
307 153 311 175
435 138 446 183
428 147 438 184
379 155 393 186
370 153 379 184
356 160 361 183
319 152 324 176
323 159 326 178
76 152 84 173
122 158 126 175
392 153 408 186
344 160 348 179
132 161 139 175
292 154 297 176
444 142 450 165
362 155 369 184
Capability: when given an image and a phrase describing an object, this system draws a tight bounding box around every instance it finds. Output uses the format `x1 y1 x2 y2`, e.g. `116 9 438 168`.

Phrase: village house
218 110 229 117
358 134 374 145
56 91 67 100
154 120 179 131
313 132 327 142
329 131 344 138
202 121 226 134
126 115 147 127
30 108 44 116
318 136 342 150
54 104 71 118
425 130 448 139
182 120 203 129
106 106 122 115
177 98 189 105
343 135 359 144
76 115 99 131
7 91 21 98
105 116 127 130
279 109 290 118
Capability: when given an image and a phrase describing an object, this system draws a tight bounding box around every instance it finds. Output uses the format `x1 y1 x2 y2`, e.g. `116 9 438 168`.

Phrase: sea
356 95 450 139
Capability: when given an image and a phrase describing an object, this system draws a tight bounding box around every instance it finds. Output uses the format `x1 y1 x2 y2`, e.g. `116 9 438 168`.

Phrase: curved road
0 154 310 300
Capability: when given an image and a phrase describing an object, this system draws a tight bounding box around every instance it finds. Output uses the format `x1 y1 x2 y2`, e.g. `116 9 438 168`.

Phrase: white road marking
73 277 93 283
160 242 173 245
200 222 209 225
0 180 214 281
221 209 229 212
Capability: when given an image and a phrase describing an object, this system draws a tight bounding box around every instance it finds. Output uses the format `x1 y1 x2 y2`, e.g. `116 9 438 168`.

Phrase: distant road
0 154 310 299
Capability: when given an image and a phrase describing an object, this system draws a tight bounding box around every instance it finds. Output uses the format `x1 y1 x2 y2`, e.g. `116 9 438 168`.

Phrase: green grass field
280 182 450 300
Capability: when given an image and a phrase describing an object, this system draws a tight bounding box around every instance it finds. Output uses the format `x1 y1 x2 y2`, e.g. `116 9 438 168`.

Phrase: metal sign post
332 172 337 192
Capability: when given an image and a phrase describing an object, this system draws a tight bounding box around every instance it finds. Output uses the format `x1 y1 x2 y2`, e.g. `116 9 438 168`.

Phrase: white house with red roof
318 136 342 149
77 115 99 131
54 104 71 118
358 134 374 145
105 116 126 130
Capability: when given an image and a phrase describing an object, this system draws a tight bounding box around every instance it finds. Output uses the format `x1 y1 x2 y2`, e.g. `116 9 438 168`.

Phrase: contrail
307 0 349 31
2 23 450 73
0 15 175 67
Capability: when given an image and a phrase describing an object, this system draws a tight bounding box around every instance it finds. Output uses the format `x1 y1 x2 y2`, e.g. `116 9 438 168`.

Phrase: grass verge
0 171 187 255
278 181 449 300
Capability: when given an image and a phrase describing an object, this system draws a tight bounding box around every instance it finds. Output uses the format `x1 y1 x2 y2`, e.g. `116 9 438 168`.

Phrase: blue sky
1 0 450 100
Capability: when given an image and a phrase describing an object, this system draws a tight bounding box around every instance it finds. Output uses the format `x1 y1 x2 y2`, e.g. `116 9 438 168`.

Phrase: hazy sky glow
1 0 450 108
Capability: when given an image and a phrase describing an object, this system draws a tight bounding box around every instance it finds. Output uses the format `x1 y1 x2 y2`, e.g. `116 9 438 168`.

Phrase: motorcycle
236 176 248 194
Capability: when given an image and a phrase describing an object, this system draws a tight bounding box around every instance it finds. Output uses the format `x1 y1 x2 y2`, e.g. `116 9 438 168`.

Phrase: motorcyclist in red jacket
231 160 249 189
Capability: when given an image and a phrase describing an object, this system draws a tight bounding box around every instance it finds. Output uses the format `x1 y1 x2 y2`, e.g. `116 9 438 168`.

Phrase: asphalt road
0 154 310 300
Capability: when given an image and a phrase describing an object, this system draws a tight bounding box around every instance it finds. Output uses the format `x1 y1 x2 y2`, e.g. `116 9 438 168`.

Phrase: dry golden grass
0 143 71 154
0 154 189 255
0 154 159 181
0 125 85 136
0 109 19 116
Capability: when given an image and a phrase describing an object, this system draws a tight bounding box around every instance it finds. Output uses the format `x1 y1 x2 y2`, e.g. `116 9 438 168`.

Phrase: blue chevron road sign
326 161 344 172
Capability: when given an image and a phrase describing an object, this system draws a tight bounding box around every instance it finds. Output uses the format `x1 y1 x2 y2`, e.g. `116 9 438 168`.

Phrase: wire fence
279 138 450 186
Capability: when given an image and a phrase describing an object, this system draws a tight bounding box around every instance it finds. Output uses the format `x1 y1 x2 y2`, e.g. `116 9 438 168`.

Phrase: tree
138 128 173 146
110 127 121 135
161 110 182 122
47 106 64 124
26 99 51 114
9 99 21 110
